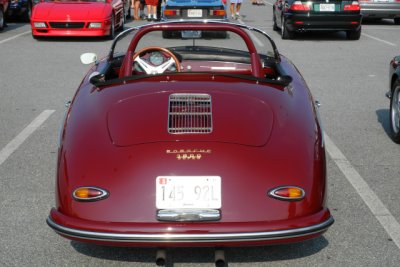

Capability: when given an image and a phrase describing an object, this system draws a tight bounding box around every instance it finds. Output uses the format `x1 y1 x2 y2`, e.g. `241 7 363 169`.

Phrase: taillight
268 186 305 201
344 1 360 11
210 9 226 16
290 1 311 11
73 187 109 201
164 9 180 16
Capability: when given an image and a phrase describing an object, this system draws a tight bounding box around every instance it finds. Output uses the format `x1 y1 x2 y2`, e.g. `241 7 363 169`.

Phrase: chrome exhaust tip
156 249 167 266
215 249 226 267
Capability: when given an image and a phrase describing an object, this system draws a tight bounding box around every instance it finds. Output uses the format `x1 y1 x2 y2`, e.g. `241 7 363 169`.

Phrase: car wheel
346 28 361 40
107 14 115 40
394 18 400 25
390 80 400 143
281 17 293 40
0 8 4 31
273 12 279 31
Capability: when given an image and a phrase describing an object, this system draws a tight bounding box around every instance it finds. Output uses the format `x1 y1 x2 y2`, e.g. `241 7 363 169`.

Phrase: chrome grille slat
168 93 212 134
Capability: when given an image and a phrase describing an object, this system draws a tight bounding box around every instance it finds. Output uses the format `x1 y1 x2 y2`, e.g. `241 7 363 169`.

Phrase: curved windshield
111 22 279 63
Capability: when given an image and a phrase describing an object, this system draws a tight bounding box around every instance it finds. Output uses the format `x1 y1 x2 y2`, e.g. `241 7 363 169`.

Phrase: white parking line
362 33 397 47
325 133 400 250
0 110 55 166
0 31 31 45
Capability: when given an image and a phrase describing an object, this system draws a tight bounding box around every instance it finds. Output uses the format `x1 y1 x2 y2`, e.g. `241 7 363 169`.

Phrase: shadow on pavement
376 108 391 140
71 236 329 266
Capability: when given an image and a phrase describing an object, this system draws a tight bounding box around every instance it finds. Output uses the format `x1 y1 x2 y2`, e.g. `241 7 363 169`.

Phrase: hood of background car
166 0 223 7
107 91 274 147
32 3 109 20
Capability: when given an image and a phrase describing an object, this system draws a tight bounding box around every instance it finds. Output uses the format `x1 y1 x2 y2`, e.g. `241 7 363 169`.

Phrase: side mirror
80 53 98 65
89 72 105 86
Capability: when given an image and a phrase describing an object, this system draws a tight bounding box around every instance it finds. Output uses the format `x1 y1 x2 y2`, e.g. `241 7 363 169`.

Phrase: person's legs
236 3 241 15
134 0 140 20
230 3 235 19
156 0 162 21
140 0 146 20
147 5 152 20
152 5 157 20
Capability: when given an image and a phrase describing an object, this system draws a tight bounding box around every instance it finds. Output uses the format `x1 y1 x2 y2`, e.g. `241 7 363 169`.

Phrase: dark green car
273 0 362 40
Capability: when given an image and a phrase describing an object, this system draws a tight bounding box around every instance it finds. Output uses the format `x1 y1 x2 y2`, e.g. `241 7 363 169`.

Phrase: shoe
147 17 152 22
235 14 240 19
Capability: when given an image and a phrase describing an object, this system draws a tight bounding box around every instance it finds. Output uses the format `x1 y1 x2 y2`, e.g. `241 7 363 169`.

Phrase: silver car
359 0 400 24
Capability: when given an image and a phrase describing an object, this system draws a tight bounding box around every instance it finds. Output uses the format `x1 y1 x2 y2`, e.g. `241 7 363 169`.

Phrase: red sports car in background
46 21 333 265
31 0 127 39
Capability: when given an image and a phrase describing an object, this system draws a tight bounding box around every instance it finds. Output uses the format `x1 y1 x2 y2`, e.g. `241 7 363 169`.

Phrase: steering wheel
132 46 181 75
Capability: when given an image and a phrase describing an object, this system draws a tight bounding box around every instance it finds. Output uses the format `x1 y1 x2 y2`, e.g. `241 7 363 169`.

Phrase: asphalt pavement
1 1 400 266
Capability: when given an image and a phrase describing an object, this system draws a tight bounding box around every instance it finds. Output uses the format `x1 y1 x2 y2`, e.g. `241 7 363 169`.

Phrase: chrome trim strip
157 209 221 222
47 216 334 243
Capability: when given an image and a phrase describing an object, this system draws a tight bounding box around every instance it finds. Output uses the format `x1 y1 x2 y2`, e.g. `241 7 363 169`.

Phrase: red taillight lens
290 1 311 11
164 9 179 16
344 2 360 11
268 186 305 201
210 9 226 16
73 187 109 201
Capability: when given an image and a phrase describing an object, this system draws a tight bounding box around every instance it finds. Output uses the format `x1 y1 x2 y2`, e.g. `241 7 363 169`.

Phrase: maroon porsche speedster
47 21 333 263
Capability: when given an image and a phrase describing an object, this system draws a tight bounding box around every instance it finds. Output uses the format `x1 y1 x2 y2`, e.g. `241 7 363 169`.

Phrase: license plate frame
188 9 203 18
156 176 221 209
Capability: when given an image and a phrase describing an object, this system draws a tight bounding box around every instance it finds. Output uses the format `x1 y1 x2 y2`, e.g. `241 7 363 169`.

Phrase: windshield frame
108 20 281 63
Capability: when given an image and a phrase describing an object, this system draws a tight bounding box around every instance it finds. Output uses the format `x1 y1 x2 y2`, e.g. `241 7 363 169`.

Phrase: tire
0 8 4 31
273 11 278 31
281 17 293 40
390 80 400 143
346 28 361 40
394 18 400 25
107 13 115 40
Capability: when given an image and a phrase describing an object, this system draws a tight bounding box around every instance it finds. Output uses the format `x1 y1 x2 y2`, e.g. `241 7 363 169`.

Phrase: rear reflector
268 186 305 201
294 21 304 25
73 187 109 201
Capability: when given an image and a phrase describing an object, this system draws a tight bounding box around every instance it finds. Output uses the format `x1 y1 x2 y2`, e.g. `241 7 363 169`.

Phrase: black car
273 0 362 40
387 56 400 143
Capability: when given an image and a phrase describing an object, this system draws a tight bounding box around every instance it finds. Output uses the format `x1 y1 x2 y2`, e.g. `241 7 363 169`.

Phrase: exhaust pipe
215 249 226 267
156 249 167 266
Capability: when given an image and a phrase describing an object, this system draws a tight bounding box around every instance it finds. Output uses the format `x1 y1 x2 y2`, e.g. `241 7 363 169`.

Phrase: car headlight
88 22 102 29
33 22 47 28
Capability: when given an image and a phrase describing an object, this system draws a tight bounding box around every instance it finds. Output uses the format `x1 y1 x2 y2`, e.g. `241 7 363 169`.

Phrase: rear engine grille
168 93 212 134
49 22 85 29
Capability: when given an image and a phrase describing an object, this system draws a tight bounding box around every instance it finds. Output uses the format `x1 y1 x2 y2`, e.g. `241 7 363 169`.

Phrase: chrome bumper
47 216 334 243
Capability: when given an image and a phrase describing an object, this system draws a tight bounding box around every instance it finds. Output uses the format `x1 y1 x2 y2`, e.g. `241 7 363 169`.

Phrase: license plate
181 30 202 39
188 9 203 17
319 4 335 12
156 176 221 209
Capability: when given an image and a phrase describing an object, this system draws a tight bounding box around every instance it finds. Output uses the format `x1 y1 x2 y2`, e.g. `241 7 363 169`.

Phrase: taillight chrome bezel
72 187 109 202
268 186 305 201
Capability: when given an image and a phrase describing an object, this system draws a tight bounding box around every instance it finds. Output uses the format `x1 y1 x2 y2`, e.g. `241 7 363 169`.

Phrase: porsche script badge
166 149 212 160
